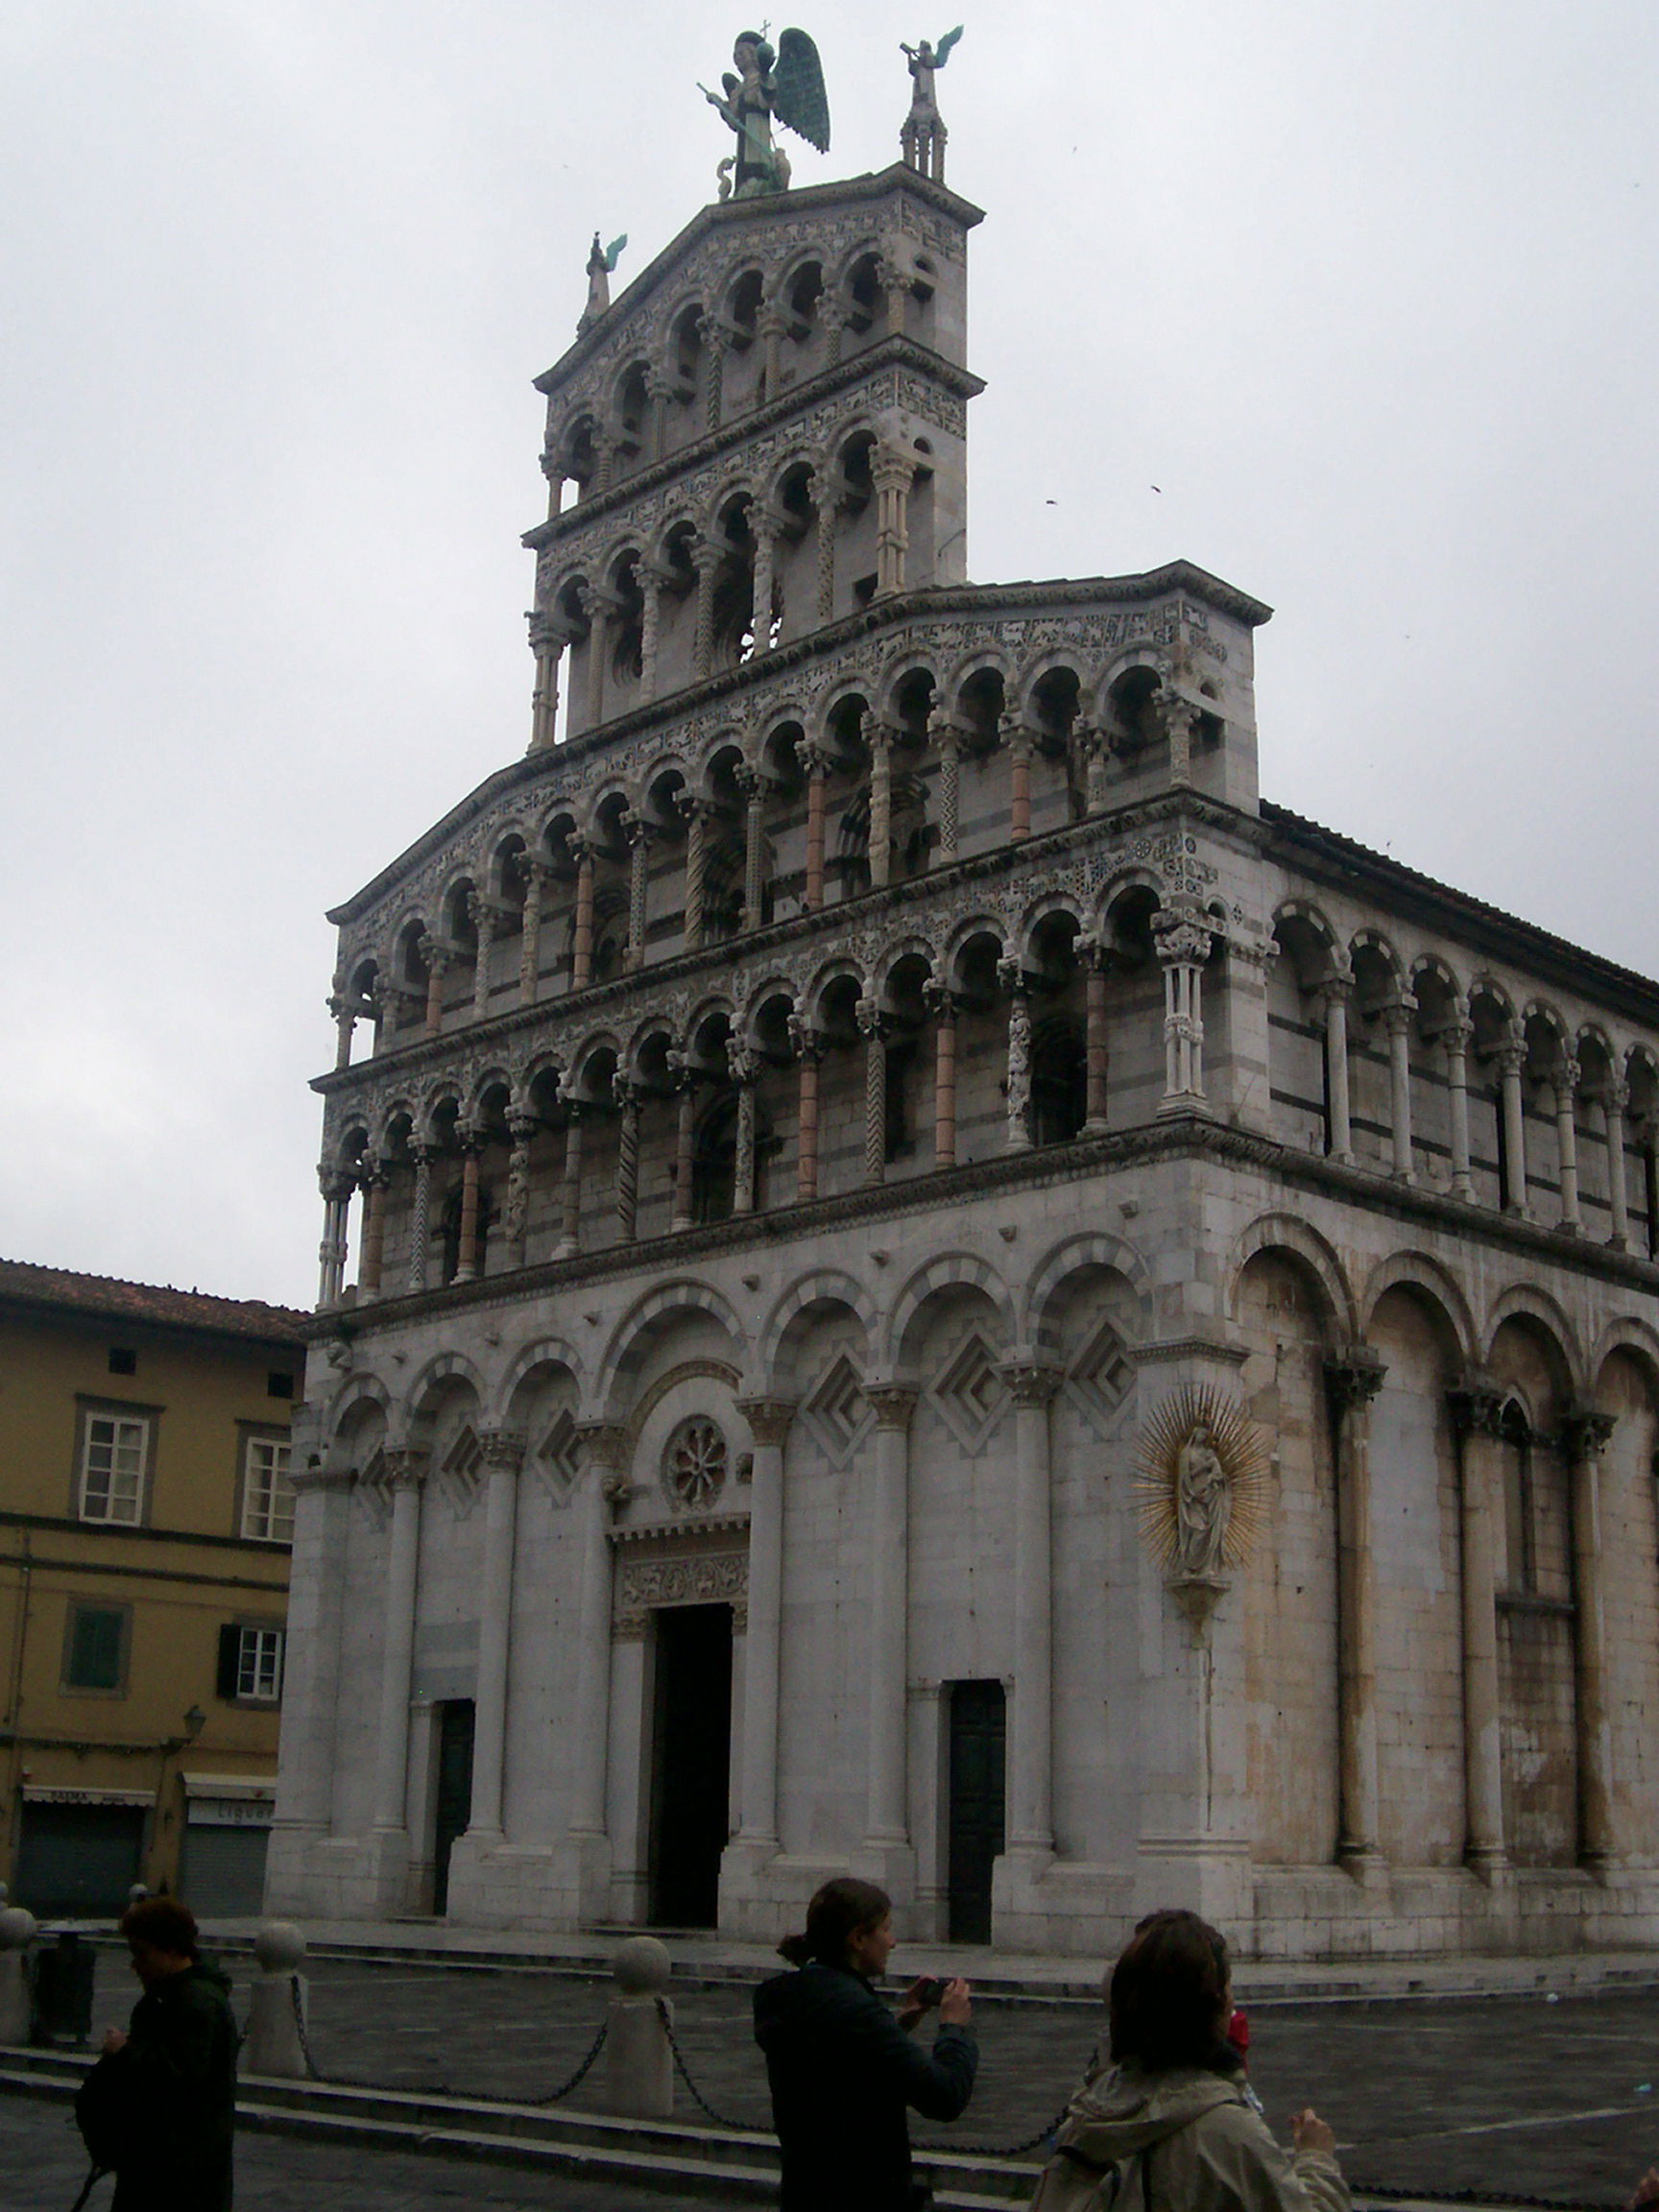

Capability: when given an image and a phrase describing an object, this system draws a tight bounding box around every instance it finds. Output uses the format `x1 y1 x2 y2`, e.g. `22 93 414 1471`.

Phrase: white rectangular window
241 1436 296 1543
236 1626 285 1702
80 1413 149 1524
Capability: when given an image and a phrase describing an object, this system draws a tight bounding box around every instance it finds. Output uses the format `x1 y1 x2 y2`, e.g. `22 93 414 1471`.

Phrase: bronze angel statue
901 25 961 181
701 29 830 199
578 231 627 334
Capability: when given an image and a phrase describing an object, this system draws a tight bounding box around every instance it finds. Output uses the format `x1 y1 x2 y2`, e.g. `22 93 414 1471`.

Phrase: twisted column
704 330 726 434
1328 1349 1388 1875
857 996 887 1185
750 512 779 651
729 1042 760 1216
638 560 667 702
1561 1405 1619 1868
813 476 840 624
677 793 711 949
999 955 1032 1152
1448 1382 1508 1876
468 1428 525 1839
926 979 957 1167
930 711 959 865
613 1073 641 1242
624 811 652 971
866 717 895 889
692 541 721 680
406 1143 434 1292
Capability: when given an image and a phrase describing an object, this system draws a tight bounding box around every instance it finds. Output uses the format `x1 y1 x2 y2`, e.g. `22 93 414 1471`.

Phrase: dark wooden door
648 1604 733 1928
947 1678 1006 1943
433 1697 475 1915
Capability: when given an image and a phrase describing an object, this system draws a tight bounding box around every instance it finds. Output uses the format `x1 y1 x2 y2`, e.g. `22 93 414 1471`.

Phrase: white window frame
241 1433 296 1543
79 1411 151 1525
235 1625 285 1702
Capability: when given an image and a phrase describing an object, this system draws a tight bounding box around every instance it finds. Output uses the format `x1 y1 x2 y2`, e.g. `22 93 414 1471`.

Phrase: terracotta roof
0 1259 306 1345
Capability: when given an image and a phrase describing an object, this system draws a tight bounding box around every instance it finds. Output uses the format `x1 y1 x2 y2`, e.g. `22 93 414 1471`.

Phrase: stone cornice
301 1110 1659 1346
524 334 985 555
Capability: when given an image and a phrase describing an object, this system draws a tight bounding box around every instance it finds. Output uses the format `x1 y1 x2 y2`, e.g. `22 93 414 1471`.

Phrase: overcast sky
2 1 1654 1312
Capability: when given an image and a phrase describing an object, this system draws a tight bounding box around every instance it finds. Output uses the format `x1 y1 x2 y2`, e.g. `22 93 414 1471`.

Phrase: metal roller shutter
180 1822 269 1917
15 1804 145 1918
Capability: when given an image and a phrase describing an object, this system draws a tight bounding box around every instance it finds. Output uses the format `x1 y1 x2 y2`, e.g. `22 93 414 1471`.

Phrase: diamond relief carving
929 1333 1008 1453
803 1355 873 1467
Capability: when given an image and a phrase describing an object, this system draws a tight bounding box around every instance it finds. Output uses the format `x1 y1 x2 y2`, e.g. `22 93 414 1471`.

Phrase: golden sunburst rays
1134 1381 1270 1574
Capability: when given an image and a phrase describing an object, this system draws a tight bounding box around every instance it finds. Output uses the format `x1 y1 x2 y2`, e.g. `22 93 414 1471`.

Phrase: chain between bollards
653 1995 756 2130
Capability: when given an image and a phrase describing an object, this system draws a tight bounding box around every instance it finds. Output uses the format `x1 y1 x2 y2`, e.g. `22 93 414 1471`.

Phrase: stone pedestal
603 1938 672 2118
241 1924 309 2079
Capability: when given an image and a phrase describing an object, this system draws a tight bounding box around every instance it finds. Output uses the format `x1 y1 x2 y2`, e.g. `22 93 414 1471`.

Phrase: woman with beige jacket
1031 1910 1348 2212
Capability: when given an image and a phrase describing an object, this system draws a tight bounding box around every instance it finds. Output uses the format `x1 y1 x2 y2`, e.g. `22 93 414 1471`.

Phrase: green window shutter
216 1623 242 1699
69 1607 124 1691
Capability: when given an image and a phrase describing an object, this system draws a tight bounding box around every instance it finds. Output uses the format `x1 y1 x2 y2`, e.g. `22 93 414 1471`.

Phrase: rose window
664 1418 727 1509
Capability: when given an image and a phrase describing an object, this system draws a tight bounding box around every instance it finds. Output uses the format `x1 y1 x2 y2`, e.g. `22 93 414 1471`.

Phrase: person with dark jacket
754 1875 977 2212
81 1895 237 2211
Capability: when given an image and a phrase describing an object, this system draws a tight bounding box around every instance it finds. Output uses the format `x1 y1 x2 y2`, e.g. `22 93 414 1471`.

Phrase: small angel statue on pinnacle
901 25 962 182
700 29 830 200
578 231 628 334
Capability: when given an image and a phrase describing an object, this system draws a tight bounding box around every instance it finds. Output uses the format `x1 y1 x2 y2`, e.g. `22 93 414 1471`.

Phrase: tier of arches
1272 902 1659 1253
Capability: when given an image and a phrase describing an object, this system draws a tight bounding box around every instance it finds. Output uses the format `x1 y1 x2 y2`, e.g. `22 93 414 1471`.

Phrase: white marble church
269 45 1659 1960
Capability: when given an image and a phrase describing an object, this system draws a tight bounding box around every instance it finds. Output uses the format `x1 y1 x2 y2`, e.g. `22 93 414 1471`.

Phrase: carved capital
1326 1347 1388 1412
1559 1405 1616 1463
998 1361 1062 1407
1448 1378 1506 1441
477 1426 526 1474
738 1398 797 1449
380 1447 429 1491
787 1012 827 1063
578 1421 631 1474
922 979 958 1022
866 1384 918 1433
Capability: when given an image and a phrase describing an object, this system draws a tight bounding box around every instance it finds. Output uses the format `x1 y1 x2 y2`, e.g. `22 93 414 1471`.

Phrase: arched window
1031 1015 1088 1147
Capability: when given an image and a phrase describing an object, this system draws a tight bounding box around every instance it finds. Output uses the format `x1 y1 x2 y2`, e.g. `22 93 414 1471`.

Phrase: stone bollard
127 1885 148 1908
240 1922 311 2079
0 1907 36 2045
603 1936 673 2118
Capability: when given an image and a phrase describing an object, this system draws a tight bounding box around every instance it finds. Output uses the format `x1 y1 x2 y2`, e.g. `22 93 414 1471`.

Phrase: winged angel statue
578 230 628 333
901 26 962 181
702 30 830 200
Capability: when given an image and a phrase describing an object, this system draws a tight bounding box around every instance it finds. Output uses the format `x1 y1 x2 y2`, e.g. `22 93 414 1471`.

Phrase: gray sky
2 1 1654 1312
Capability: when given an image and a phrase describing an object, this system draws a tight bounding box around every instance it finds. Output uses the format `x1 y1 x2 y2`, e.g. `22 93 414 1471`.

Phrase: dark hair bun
778 1933 811 1966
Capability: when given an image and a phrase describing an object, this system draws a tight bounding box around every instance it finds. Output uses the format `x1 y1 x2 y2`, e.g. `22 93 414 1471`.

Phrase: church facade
269 124 1659 1960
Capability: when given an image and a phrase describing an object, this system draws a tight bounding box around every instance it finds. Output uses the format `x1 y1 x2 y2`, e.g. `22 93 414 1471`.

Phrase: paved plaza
5 1949 1658 2206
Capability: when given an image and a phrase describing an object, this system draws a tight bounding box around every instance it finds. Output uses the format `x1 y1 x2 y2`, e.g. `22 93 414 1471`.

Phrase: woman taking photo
754 1875 978 2212
1032 1909 1348 2212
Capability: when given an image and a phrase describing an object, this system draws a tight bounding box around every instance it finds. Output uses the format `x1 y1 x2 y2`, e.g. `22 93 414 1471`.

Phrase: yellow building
0 1260 304 1918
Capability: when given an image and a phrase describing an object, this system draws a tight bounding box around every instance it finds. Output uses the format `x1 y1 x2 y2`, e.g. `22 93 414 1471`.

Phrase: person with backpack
75 1895 237 2211
1030 1909 1347 2212
754 1875 978 2211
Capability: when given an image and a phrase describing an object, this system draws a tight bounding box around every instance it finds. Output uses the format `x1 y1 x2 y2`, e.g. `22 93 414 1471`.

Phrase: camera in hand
912 1977 950 2008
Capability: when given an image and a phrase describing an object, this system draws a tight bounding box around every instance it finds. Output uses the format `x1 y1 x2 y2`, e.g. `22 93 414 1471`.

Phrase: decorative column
1448 1382 1508 1876
737 763 768 929
1602 1081 1631 1249
691 539 722 680
1153 908 1214 1108
998 955 1033 1152
454 1127 484 1284
866 717 895 889
570 835 596 990
406 1143 434 1292
735 1400 795 1850
503 1109 536 1267
704 328 726 433
518 858 548 1004
790 1014 825 1202
372 1450 426 1833
1080 721 1110 814
1383 998 1417 1182
857 996 887 1186
930 711 960 866
468 892 496 1022
541 460 565 522
1001 1362 1061 1857
356 1162 389 1299
467 1428 524 1839
863 1386 917 1849
624 811 652 971
729 1043 760 1216
556 1098 585 1260
1161 694 1197 788
613 1073 641 1242
1444 1014 1476 1199
1499 1028 1529 1214
926 979 957 1168
1555 1059 1582 1232
1322 973 1355 1162
638 559 668 702
580 585 611 732
329 988 357 1070
420 937 448 1040
812 474 840 624
669 1057 698 1233
1002 714 1033 841
315 1167 352 1308
758 302 786 397
678 793 711 949
750 510 780 650
569 1428 628 1842
528 619 567 754
1327 1349 1388 1878
871 443 914 596
1560 1405 1619 1869
1080 934 1111 1134
800 740 831 909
